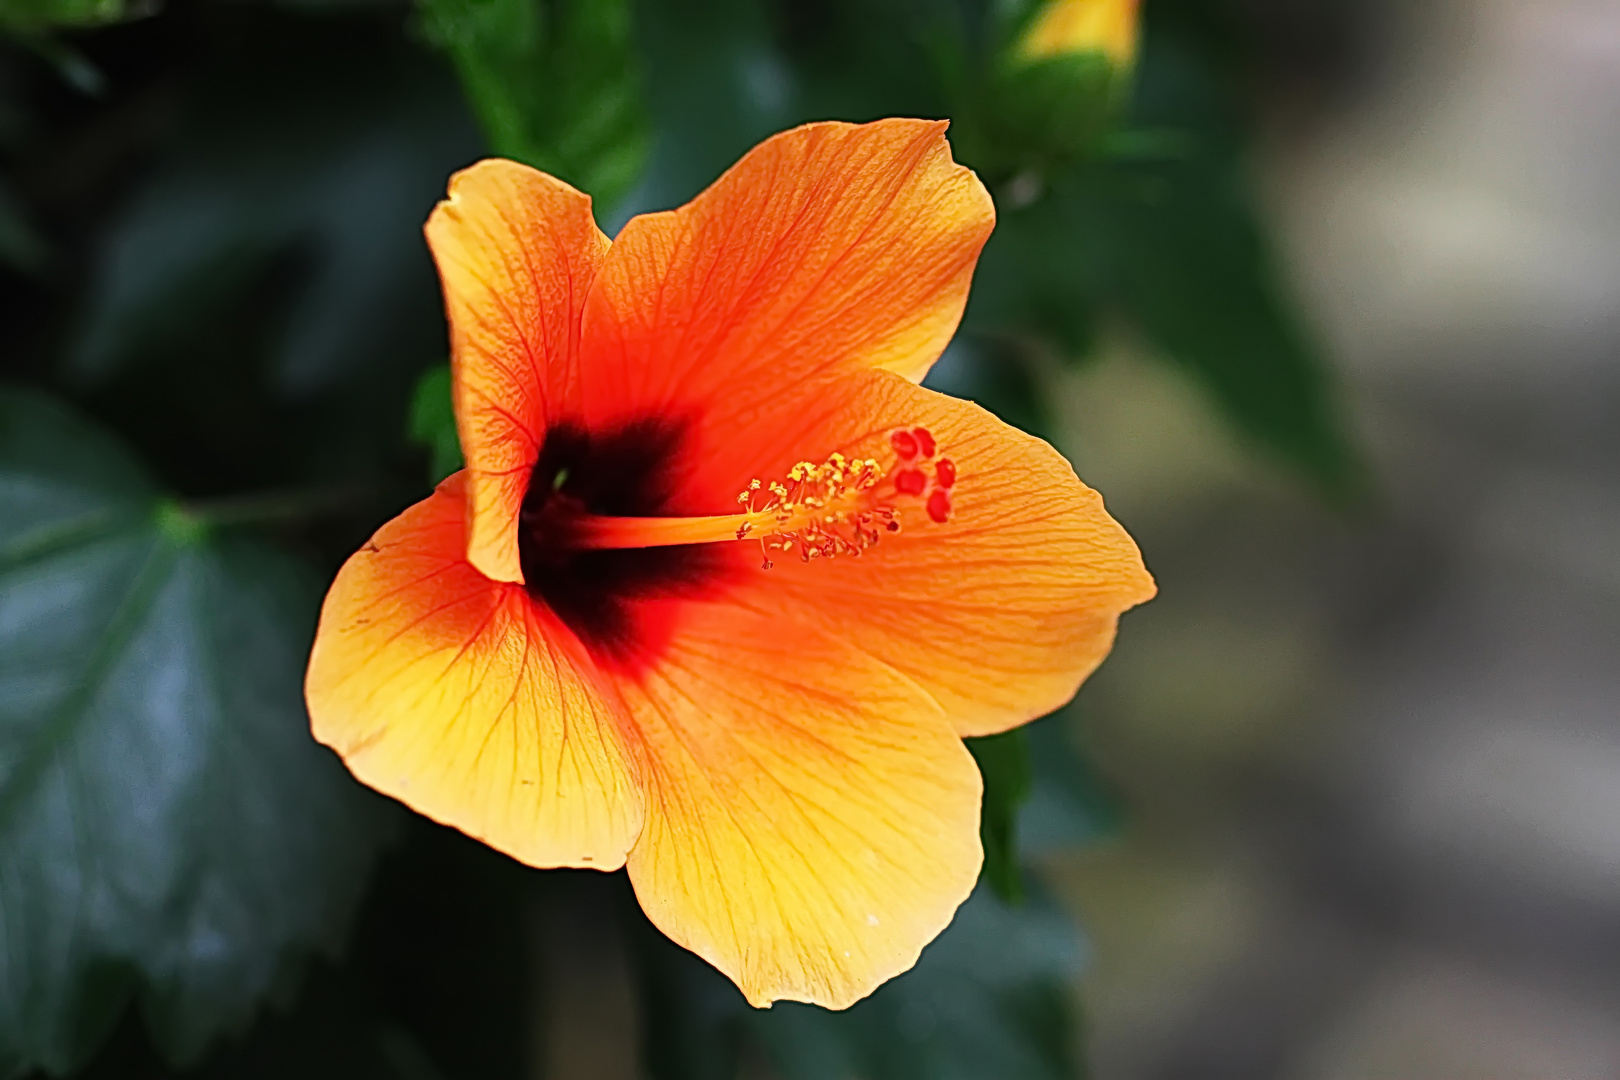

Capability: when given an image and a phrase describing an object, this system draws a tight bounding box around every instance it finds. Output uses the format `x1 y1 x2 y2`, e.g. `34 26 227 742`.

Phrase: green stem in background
155 485 376 543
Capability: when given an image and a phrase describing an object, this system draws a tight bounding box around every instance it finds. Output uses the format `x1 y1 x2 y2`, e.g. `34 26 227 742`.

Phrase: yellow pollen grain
735 453 894 567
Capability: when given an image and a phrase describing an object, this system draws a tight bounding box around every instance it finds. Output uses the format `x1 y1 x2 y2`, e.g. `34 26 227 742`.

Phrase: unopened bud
1018 0 1140 71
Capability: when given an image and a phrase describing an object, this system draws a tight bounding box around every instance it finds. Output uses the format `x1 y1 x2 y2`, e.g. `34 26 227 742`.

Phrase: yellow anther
563 428 951 561
732 450 921 568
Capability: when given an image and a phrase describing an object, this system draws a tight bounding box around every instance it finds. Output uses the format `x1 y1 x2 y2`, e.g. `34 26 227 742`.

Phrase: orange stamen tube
565 429 953 563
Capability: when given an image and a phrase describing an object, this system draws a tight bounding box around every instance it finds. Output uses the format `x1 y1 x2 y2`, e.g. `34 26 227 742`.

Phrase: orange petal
425 160 611 583
305 474 644 868
577 118 994 435
692 369 1156 738
620 597 983 1008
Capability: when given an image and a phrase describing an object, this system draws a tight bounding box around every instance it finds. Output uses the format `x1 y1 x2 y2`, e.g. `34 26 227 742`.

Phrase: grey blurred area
1048 1 1620 1076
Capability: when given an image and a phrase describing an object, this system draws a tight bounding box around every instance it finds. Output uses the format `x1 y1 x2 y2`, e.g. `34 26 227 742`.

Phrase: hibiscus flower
305 118 1153 1009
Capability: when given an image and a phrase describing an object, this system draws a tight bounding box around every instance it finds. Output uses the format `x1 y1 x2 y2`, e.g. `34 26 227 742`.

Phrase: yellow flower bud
1018 0 1140 70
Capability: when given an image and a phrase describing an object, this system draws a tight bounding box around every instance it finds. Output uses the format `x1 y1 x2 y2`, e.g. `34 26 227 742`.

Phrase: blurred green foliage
0 0 136 35
0 179 44 271
635 881 1086 1080
968 729 1034 905
416 0 648 208
751 886 1086 1080
0 0 1356 1075
408 363 462 484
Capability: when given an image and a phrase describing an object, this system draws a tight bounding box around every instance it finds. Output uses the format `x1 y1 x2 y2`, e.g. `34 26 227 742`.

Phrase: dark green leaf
418 0 649 208
752 885 1086 1080
0 387 395 1075
1106 152 1359 493
618 0 797 215
964 20 1359 497
628 899 745 1080
967 729 1033 904
0 0 137 34
963 182 1105 362
0 179 47 273
624 0 948 218
922 338 1060 445
1109 24 1358 493
968 152 1357 495
67 33 476 397
1018 708 1120 854
962 710 1121 904
631 881 1086 1080
407 364 461 485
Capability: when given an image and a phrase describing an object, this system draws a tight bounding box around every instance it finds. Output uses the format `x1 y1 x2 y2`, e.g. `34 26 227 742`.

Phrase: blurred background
2 0 1617 1077
1064 2 1620 1076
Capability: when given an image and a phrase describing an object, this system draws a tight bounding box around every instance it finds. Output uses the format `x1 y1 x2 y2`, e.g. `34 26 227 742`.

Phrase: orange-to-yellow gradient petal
669 367 1155 739
576 119 994 434
425 161 611 584
304 474 643 869
617 597 983 1009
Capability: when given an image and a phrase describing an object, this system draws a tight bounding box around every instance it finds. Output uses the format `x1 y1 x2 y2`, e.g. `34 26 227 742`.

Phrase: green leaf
629 904 744 1080
922 338 1061 446
0 179 47 274
960 710 1122 904
964 20 1359 497
966 729 1033 904
0 387 396 1075
418 0 649 209
1105 152 1359 493
1019 708 1120 854
1109 24 1358 494
622 0 797 215
753 885 1086 1080
625 0 949 217
67 33 474 397
407 364 462 486
631 882 1087 1080
967 151 1357 496
0 0 136 34
962 182 1105 362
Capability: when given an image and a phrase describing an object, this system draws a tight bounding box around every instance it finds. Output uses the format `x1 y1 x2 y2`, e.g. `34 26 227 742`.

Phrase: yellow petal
620 597 982 1009
305 474 644 868
425 160 611 583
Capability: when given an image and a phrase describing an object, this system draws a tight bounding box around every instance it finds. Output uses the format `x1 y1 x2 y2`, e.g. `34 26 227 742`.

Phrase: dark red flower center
518 419 729 670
